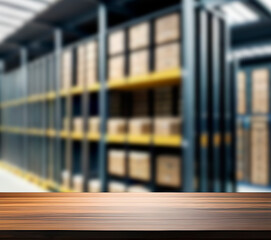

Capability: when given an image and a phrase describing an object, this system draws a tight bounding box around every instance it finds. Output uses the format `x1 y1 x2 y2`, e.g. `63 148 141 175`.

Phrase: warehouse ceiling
1 0 271 64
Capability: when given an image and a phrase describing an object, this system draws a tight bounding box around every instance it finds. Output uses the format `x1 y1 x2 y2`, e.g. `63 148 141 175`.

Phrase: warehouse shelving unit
0 0 235 192
237 58 271 191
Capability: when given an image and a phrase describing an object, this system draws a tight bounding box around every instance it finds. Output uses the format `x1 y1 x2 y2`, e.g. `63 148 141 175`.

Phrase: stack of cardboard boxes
251 116 269 186
108 31 125 81
252 69 269 114
154 13 180 71
77 44 86 87
86 41 98 85
61 50 73 89
129 22 150 76
76 40 98 87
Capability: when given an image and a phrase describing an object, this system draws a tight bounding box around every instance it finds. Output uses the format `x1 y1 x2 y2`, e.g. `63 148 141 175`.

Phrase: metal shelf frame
0 0 235 192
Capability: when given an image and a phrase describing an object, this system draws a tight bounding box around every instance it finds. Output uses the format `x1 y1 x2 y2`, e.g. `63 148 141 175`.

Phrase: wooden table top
0 193 271 239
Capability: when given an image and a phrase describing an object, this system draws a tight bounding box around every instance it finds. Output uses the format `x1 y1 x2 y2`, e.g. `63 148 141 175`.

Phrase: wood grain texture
0 193 271 239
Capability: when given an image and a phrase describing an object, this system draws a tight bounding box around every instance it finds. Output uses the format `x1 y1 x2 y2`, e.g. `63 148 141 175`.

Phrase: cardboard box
73 174 83 192
108 55 125 80
73 117 84 132
129 49 149 76
61 170 70 189
127 185 150 192
108 150 126 177
88 179 101 192
129 151 151 181
86 41 98 85
251 117 269 186
129 22 150 50
77 44 86 86
252 69 269 114
62 50 73 89
128 118 152 135
154 117 181 136
107 118 127 135
86 41 97 61
155 13 180 44
236 123 245 181
156 155 181 188
108 30 125 55
89 117 100 134
155 42 180 71
108 181 126 192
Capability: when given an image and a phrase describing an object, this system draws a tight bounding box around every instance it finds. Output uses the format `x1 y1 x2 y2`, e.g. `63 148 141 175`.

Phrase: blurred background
0 0 270 193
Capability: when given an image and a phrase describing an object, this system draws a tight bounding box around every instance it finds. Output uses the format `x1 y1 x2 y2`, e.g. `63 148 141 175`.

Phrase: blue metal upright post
211 16 222 192
199 8 209 192
54 29 63 185
182 0 196 192
20 48 28 172
98 1 108 192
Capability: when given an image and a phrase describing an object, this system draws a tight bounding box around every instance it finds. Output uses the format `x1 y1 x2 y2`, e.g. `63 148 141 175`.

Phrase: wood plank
0 193 270 239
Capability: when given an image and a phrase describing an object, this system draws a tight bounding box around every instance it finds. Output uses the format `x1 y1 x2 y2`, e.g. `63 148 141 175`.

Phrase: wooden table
0 193 270 239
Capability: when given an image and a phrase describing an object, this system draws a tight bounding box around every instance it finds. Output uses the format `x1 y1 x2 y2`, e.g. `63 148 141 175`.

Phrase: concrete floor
0 168 47 192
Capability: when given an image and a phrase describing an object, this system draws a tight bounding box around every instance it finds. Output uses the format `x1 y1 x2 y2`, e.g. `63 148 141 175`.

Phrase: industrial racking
0 0 235 192
237 58 271 191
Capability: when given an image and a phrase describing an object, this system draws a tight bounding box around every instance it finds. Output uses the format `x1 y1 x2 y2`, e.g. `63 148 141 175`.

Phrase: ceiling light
258 0 271 10
221 2 259 26
0 0 47 12
0 4 34 19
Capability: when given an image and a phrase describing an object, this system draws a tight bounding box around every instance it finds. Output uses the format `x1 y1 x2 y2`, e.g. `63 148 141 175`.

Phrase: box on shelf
155 42 180 72
251 117 269 186
88 117 100 134
129 22 150 50
73 117 84 132
61 170 70 189
156 155 181 188
108 150 126 177
128 118 152 135
129 49 149 76
108 55 125 80
154 117 181 136
108 30 125 55
252 69 269 114
62 50 73 89
73 174 83 192
155 13 180 44
107 118 127 135
88 179 101 192
237 72 246 115
76 44 86 86
127 185 150 192
129 151 151 181
86 41 98 85
108 181 126 192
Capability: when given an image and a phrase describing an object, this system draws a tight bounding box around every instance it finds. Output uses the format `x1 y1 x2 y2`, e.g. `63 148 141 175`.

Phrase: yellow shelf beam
108 68 181 90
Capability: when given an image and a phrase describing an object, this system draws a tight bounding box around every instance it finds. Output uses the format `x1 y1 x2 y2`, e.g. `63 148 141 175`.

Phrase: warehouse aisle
0 168 47 192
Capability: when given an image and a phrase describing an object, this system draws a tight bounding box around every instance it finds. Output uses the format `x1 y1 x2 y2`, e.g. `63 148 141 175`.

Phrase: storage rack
237 58 271 191
0 0 235 192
